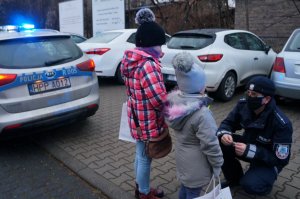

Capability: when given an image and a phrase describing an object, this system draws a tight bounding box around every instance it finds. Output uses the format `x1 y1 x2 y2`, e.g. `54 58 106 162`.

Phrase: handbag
145 128 172 159
118 102 136 143
194 175 233 199
130 103 172 159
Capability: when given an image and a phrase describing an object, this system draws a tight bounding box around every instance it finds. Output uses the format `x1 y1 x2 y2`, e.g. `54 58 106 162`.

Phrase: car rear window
0 36 83 69
84 32 122 43
285 30 300 52
167 34 214 50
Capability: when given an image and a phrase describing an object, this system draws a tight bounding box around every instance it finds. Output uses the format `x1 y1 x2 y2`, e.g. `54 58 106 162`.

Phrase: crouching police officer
216 76 293 196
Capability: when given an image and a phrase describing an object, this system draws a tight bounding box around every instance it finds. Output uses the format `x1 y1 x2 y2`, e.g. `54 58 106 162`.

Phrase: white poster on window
59 0 84 36
92 0 125 36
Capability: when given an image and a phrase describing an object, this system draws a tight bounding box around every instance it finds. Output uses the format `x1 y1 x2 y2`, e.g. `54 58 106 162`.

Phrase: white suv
0 25 100 137
162 29 277 101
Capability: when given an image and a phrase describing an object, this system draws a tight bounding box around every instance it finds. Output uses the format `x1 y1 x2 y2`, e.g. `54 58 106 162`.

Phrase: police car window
0 37 82 69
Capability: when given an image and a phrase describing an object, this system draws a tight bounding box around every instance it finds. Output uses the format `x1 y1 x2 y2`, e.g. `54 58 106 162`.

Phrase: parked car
0 24 100 136
161 29 277 101
78 29 170 84
270 28 300 100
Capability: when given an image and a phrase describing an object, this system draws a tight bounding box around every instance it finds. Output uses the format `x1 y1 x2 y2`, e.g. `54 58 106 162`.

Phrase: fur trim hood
164 90 213 130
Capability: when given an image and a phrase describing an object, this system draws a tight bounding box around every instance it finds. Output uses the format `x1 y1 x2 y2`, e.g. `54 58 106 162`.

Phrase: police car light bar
21 24 35 30
0 24 35 32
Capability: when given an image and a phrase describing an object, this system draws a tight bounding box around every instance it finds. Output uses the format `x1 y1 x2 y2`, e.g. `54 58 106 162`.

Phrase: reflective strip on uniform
246 144 257 159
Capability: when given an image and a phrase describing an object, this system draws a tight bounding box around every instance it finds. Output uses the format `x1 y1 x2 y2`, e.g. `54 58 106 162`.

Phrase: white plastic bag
118 102 136 143
194 175 232 199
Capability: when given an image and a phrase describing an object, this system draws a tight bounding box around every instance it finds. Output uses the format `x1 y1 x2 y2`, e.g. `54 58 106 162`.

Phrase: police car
0 24 100 137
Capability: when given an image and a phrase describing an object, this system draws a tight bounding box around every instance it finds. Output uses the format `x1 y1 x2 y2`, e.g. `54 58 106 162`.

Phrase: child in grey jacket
164 52 223 199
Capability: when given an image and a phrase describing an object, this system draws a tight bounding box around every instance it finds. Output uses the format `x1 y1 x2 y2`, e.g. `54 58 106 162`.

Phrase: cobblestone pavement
34 78 300 199
0 138 108 199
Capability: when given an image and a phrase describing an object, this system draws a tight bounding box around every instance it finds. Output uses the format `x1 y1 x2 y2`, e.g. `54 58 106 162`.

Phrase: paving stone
277 184 300 199
33 80 300 199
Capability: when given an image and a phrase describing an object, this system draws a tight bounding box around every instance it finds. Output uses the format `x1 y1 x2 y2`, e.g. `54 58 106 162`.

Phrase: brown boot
135 183 164 198
139 191 160 199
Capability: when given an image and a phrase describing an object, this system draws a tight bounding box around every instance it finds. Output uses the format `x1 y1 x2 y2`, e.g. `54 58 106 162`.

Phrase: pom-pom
135 8 155 25
172 52 194 73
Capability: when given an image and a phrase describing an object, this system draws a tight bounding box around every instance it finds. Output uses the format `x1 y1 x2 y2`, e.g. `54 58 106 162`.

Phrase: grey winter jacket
164 90 223 188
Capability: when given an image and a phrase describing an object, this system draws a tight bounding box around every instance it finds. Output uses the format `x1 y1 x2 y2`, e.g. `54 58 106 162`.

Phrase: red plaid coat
120 49 167 141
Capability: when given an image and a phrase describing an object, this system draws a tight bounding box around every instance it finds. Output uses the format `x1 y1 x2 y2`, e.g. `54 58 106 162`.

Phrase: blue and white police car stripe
0 66 93 92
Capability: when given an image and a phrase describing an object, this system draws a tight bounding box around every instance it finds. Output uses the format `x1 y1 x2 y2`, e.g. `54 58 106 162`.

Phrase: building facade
235 0 300 52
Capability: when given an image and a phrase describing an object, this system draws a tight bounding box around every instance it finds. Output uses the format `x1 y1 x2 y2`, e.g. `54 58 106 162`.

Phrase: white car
161 29 277 101
0 25 100 137
78 29 170 84
270 28 300 100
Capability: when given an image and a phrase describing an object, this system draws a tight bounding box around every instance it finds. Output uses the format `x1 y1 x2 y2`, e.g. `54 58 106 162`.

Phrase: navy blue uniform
217 98 293 195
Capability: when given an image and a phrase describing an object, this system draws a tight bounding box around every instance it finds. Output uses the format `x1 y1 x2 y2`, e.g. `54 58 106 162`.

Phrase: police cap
247 76 275 96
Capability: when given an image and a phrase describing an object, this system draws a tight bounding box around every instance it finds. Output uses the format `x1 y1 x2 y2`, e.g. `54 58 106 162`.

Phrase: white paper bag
118 102 136 143
218 187 232 199
194 176 232 199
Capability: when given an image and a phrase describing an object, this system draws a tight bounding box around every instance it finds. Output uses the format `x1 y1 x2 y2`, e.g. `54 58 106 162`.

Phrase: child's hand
221 134 233 146
234 142 247 156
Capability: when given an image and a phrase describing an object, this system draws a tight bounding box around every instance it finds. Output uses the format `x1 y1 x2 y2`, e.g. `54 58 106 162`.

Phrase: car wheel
216 71 236 102
115 64 124 84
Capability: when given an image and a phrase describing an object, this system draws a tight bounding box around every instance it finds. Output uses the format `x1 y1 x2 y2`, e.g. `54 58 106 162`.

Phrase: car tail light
273 57 286 73
85 48 110 55
87 104 98 109
4 123 22 130
198 54 223 62
0 74 17 86
76 59 95 71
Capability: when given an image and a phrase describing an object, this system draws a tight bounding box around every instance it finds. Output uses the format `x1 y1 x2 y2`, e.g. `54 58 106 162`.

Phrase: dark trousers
220 136 277 196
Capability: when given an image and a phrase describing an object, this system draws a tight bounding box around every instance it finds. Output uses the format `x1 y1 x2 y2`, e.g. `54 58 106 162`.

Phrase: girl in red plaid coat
120 8 168 199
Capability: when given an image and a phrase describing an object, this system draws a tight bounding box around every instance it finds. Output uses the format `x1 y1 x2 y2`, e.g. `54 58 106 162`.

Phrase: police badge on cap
247 76 275 96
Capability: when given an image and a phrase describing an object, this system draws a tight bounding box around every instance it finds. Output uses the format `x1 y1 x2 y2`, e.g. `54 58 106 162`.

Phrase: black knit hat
247 76 275 96
135 8 166 47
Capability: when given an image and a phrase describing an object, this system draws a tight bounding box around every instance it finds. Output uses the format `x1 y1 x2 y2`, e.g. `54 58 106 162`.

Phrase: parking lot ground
0 138 108 199
34 78 300 199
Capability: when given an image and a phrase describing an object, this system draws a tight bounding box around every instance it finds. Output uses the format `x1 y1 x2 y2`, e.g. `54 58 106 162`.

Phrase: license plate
167 75 177 81
28 78 71 95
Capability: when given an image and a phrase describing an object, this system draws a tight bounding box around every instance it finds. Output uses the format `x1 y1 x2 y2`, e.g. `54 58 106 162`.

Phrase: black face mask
246 95 264 111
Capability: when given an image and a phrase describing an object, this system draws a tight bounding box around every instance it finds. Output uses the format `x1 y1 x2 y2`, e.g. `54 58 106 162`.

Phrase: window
167 34 214 50
127 33 136 44
243 33 265 51
0 37 82 69
71 35 86 43
85 32 122 43
224 33 247 50
285 30 300 52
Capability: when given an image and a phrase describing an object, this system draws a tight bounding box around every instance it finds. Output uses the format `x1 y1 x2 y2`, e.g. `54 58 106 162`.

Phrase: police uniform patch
276 144 289 159
249 84 255 90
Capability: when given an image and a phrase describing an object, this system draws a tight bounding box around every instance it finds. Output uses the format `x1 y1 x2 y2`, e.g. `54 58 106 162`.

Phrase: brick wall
235 0 300 52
